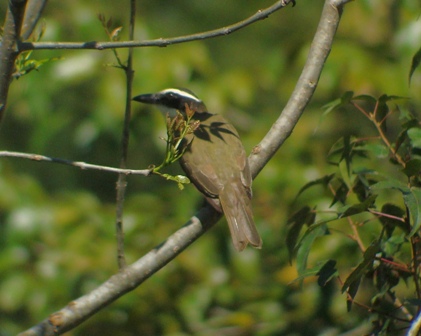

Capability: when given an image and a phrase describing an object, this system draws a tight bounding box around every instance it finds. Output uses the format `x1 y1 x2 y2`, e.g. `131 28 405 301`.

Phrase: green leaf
371 180 421 236
330 179 349 206
370 179 409 193
289 259 335 285
317 259 338 286
352 94 377 104
286 206 315 261
409 46 421 85
321 91 354 117
407 127 421 149
294 174 335 200
402 159 421 178
358 143 389 159
379 203 407 236
296 224 328 276
403 187 421 237
342 240 380 294
346 277 361 312
338 194 377 217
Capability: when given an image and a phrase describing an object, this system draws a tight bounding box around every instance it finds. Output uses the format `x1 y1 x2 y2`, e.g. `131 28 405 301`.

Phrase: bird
133 88 262 251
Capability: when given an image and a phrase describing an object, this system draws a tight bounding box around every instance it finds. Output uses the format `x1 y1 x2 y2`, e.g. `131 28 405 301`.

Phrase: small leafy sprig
98 14 125 69
13 22 61 78
152 104 200 189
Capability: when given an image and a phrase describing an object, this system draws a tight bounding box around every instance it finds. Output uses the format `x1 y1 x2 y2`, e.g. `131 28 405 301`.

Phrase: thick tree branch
248 0 344 177
0 0 28 122
18 0 295 51
18 0 350 334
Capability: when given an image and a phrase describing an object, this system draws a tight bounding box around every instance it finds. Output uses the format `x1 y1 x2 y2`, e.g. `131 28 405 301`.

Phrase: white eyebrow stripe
160 88 202 102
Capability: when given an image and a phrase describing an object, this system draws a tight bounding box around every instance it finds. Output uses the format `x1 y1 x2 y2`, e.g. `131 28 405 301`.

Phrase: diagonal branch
18 0 295 51
248 0 345 177
18 0 350 335
21 0 48 40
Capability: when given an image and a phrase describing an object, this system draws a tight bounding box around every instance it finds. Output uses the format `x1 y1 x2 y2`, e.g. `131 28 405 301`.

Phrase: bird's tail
219 183 262 251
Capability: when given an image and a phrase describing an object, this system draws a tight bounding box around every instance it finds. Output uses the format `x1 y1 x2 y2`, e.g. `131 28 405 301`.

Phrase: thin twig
114 0 137 270
17 0 295 51
0 151 151 176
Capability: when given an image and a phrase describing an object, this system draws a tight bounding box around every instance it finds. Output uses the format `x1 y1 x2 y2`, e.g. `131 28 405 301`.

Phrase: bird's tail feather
219 183 262 252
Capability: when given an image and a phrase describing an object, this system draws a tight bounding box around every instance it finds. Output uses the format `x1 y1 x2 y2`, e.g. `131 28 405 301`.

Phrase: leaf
407 127 421 149
346 277 361 312
371 181 421 236
296 224 328 276
342 240 380 294
286 206 315 261
379 203 407 236
409 46 421 85
288 260 335 285
352 94 377 104
338 194 377 217
358 143 389 159
402 159 421 178
404 187 421 237
317 259 338 286
321 91 354 117
294 174 335 200
330 179 349 206
370 179 409 193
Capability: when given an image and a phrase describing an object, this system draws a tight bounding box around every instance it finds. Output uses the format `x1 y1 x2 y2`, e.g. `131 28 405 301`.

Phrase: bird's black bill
132 93 157 104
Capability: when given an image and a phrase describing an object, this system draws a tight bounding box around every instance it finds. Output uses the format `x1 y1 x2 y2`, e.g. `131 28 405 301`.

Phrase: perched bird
133 88 262 251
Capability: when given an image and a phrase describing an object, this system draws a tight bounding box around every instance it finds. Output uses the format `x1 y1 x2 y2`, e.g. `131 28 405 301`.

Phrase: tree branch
17 0 295 51
18 0 350 334
115 0 137 270
0 0 28 122
248 0 344 177
21 0 48 40
0 151 151 176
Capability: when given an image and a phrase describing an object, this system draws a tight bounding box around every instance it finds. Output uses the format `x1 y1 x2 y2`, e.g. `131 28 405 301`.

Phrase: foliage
288 93 421 335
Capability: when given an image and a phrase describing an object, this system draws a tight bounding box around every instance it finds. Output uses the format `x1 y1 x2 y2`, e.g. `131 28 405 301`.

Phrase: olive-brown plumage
133 88 262 251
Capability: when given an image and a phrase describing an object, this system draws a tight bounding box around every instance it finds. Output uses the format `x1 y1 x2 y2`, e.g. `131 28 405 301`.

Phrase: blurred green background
1 0 420 335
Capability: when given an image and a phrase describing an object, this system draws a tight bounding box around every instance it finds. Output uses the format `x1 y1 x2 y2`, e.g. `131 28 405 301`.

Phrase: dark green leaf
338 194 377 217
289 260 333 285
402 159 421 178
342 240 380 293
403 187 421 237
321 91 354 117
317 260 338 287
379 203 407 236
352 94 377 104
296 224 328 276
330 180 349 206
346 277 361 312
286 206 315 261
409 46 421 85
294 174 335 200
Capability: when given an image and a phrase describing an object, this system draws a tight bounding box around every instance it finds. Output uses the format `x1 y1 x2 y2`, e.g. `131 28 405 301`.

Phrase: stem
114 0 137 270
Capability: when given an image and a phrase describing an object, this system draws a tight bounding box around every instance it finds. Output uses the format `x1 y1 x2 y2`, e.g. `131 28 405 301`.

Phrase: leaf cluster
288 93 421 335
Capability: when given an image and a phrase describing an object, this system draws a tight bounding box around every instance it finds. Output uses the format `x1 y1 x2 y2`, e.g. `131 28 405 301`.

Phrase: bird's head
133 88 207 118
